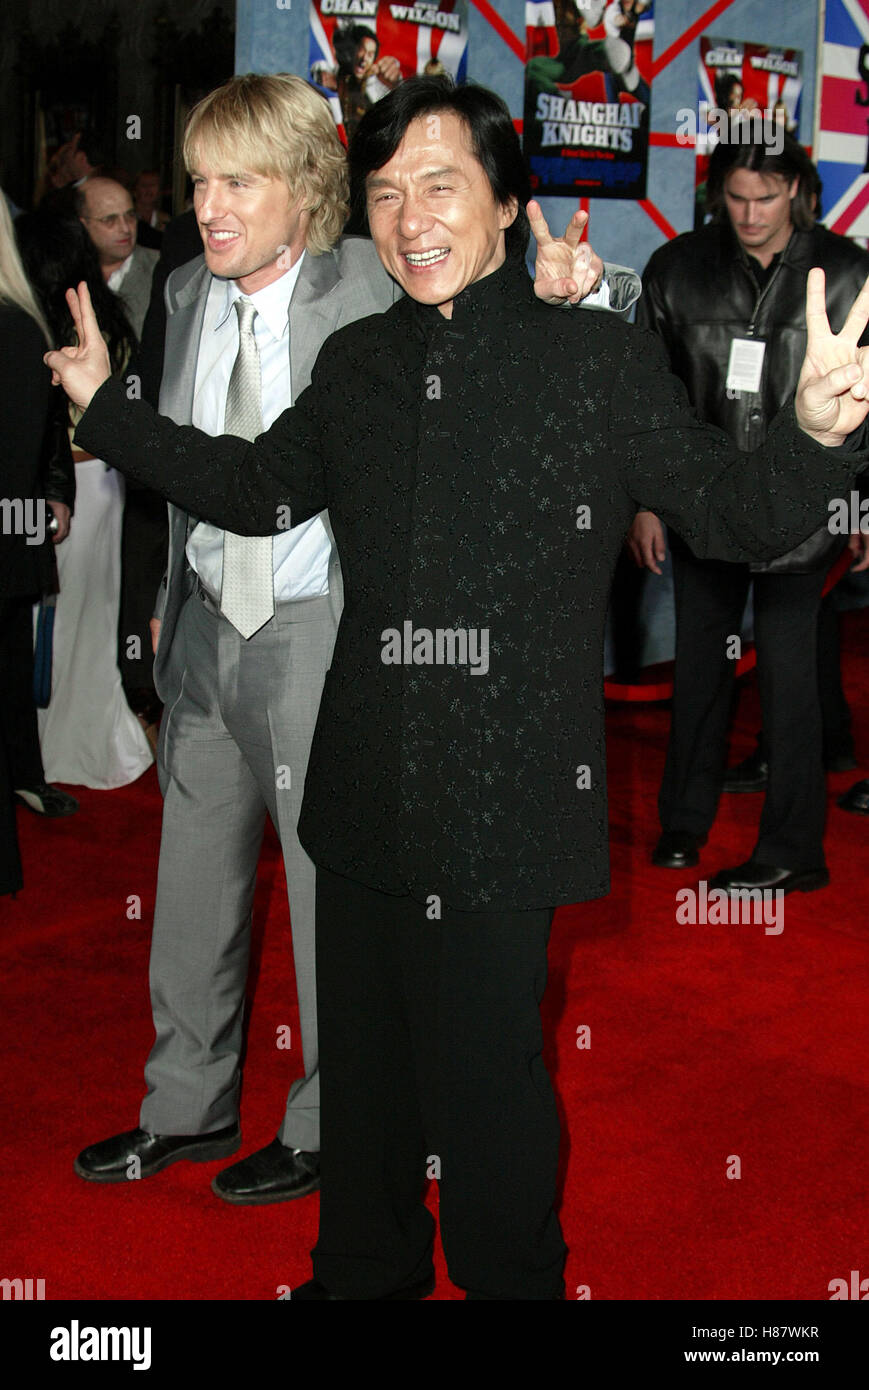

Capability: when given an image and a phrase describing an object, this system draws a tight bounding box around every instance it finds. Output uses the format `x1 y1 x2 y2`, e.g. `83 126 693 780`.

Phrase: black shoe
74 1123 241 1182
652 831 706 869
838 778 869 815
285 1273 435 1301
14 782 78 817
710 861 829 895
212 1138 320 1204
722 751 768 793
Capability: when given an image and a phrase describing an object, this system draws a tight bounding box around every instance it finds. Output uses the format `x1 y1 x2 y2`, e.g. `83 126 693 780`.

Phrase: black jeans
659 544 828 869
312 867 566 1299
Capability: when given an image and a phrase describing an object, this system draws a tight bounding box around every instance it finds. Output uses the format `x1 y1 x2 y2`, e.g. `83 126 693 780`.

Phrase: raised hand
528 201 604 304
795 267 869 445
43 283 112 412
374 56 402 88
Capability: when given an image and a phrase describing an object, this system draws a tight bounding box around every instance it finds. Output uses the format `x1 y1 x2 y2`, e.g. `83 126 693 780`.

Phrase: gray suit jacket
152 237 398 701
117 245 159 339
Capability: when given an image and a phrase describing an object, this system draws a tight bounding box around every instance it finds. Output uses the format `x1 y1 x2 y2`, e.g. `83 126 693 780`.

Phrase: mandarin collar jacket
76 255 868 910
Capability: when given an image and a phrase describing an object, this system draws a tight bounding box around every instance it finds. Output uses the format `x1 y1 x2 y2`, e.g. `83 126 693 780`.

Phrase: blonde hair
0 195 51 344
183 73 349 256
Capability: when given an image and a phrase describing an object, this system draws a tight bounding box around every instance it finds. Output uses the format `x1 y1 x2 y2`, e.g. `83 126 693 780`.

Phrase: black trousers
0 595 46 896
659 545 828 869
817 590 853 760
0 594 45 787
312 867 566 1299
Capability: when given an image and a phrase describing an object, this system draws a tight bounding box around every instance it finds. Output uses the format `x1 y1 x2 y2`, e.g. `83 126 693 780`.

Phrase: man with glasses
77 177 157 336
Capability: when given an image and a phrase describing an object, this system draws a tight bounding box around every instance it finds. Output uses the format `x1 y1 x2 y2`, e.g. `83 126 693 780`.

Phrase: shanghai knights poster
524 1 654 200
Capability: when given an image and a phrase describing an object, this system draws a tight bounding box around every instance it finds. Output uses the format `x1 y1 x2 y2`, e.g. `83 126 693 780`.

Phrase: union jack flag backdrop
816 0 869 241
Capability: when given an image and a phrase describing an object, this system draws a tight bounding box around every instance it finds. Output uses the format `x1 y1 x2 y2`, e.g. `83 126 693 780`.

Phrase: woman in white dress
16 208 152 789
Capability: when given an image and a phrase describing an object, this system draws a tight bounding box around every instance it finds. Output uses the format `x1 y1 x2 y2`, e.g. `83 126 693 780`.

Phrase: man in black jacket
629 132 869 893
48 80 869 1300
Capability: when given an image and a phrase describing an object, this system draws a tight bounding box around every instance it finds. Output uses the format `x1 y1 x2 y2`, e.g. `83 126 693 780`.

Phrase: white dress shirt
186 253 331 603
108 253 133 293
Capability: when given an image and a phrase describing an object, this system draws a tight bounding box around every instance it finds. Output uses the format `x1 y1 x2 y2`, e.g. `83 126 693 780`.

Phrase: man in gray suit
73 74 400 1204
73 73 635 1205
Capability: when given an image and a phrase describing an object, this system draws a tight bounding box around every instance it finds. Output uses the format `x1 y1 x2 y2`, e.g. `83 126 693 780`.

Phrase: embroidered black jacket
76 256 867 910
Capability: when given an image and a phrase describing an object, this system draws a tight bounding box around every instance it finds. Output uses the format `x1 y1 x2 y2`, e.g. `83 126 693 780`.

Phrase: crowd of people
0 151 173 894
3 67 868 1298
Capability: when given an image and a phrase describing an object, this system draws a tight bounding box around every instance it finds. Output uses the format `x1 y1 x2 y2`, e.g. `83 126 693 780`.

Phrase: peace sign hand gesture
528 201 604 304
44 283 112 411
795 267 869 446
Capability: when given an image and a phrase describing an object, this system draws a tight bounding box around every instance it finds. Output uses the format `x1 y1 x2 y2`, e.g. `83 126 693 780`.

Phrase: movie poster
694 35 803 227
523 1 654 200
815 0 869 243
308 1 469 142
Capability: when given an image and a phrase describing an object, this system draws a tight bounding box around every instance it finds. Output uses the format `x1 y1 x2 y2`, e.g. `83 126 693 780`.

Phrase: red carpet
3 610 867 1302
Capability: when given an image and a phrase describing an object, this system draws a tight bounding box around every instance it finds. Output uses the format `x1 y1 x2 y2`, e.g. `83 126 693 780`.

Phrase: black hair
14 206 136 369
334 24 379 74
351 24 378 51
706 129 817 232
347 76 531 257
713 72 743 110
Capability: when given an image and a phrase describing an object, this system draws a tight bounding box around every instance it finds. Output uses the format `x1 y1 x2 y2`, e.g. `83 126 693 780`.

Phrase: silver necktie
219 297 275 638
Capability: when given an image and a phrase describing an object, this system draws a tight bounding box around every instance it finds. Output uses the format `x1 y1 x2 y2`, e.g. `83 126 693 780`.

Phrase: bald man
77 177 157 336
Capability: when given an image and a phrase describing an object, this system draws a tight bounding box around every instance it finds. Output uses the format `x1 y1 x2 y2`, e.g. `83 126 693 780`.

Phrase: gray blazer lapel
159 258 211 424
288 251 344 397
289 251 346 626
154 258 212 698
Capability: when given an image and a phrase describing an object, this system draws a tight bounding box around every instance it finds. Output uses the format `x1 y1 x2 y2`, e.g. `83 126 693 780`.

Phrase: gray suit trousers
139 583 336 1151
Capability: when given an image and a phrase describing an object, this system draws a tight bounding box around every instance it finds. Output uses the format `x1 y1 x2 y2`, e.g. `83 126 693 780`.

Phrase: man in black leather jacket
630 131 869 894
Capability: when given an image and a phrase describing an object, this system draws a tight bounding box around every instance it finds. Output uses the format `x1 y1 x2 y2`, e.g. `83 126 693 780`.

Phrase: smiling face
189 152 310 293
723 167 798 266
365 111 518 318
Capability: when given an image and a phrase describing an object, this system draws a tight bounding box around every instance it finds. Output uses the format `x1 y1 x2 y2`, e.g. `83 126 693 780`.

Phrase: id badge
726 338 766 394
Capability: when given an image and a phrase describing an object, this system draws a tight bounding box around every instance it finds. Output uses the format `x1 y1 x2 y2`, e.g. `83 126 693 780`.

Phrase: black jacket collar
399 253 535 337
